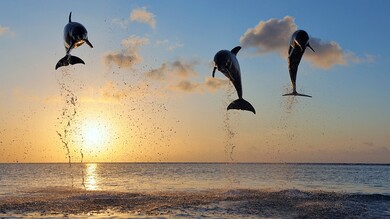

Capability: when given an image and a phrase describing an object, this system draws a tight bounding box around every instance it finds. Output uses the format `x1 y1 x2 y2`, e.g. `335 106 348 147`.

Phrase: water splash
55 68 82 186
80 149 85 189
101 65 176 162
282 85 299 114
222 84 237 162
277 85 312 160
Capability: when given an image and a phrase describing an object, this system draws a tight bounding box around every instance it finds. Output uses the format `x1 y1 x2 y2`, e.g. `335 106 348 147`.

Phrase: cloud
0 25 10 37
169 77 229 93
103 35 149 68
169 80 200 93
99 81 128 101
170 60 199 78
130 7 156 30
110 18 128 29
303 37 347 68
145 59 229 94
156 40 183 51
240 16 296 54
145 59 198 81
240 16 371 69
204 77 230 91
110 7 156 30
146 63 169 81
121 35 149 48
79 80 157 104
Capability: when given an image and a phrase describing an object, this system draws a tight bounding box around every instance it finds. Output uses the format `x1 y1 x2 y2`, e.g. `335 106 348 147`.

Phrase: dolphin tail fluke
282 91 312 98
69 55 85 65
227 98 256 114
55 55 69 70
55 55 85 70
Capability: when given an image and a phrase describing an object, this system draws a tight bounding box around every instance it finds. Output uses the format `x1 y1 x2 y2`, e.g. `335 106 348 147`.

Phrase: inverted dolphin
283 30 315 97
55 12 93 70
212 46 256 114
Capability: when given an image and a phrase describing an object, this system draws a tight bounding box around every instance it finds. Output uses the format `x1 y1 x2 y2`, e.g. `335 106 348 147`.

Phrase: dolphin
212 46 256 114
55 12 93 70
283 30 315 97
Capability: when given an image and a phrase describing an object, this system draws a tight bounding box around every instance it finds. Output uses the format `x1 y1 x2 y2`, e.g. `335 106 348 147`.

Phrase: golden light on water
85 163 99 191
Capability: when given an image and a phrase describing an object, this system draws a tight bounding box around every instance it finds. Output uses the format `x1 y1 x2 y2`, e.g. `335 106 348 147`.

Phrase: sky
0 0 390 163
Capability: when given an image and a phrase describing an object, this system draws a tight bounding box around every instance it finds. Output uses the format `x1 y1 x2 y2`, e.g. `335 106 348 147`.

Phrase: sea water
0 163 389 218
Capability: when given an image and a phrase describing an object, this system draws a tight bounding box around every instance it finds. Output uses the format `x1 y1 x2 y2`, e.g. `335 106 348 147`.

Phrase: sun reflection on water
85 163 99 190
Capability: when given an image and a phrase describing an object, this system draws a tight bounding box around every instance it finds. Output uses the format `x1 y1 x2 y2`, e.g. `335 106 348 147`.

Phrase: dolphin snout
212 66 217 77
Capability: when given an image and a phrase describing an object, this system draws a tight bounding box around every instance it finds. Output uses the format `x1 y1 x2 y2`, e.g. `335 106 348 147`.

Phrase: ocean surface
0 163 389 218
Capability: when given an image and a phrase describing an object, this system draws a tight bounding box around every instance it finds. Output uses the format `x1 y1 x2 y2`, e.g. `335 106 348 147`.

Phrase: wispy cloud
204 77 230 92
156 39 183 51
145 59 229 93
110 18 128 29
110 7 156 30
103 35 149 69
145 59 199 81
99 81 128 101
169 80 200 93
240 16 372 69
169 77 229 93
0 25 10 37
130 7 156 30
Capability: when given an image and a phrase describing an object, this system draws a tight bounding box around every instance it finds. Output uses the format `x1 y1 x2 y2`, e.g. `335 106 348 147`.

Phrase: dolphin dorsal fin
231 46 241 56
69 12 72 23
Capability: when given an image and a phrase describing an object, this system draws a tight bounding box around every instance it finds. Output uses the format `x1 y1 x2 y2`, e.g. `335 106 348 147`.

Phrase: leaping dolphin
55 12 93 70
212 46 256 114
283 30 315 97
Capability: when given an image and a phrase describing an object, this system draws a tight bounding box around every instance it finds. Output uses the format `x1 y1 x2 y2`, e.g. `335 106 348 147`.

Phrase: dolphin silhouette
55 12 93 70
283 30 315 97
212 46 256 114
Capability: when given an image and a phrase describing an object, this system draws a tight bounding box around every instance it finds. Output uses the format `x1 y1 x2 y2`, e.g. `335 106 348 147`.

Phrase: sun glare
84 126 104 144
82 119 110 152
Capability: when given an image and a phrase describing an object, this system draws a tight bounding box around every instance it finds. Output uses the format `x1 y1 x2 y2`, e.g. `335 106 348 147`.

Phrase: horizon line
1 161 389 165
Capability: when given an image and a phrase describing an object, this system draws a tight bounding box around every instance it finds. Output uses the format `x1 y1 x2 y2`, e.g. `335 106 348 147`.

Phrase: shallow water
0 163 389 218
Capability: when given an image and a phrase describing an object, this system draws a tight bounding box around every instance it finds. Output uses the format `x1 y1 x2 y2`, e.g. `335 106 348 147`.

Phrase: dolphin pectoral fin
230 46 241 56
55 55 85 70
85 39 93 48
282 91 312 98
308 43 315 52
227 98 256 114
212 67 217 77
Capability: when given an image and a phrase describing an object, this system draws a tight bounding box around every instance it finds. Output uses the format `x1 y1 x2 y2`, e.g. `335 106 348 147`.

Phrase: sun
81 119 110 152
84 126 104 144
